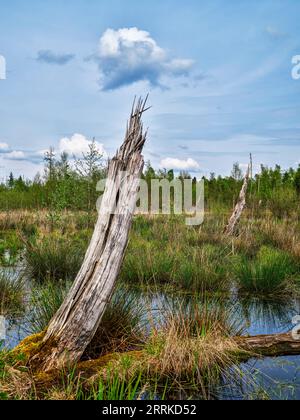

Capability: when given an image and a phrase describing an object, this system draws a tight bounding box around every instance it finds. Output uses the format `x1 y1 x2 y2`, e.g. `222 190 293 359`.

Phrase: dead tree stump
31 98 149 372
224 163 250 236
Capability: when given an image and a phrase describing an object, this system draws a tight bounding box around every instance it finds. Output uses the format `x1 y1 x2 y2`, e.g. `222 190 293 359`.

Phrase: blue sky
0 0 300 179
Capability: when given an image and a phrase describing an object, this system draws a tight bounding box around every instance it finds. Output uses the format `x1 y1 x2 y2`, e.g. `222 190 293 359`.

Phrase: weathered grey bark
237 332 300 359
32 98 149 372
224 164 250 236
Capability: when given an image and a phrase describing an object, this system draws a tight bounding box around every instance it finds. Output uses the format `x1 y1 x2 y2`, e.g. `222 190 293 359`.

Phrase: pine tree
8 172 14 189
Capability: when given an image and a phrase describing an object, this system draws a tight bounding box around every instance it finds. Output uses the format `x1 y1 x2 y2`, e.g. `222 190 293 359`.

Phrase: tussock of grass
173 245 229 292
0 231 23 266
28 281 69 334
121 228 230 292
84 288 147 359
24 234 87 283
234 246 297 295
0 271 25 315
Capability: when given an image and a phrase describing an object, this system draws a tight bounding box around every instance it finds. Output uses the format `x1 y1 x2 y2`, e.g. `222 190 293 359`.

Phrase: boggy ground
0 210 300 399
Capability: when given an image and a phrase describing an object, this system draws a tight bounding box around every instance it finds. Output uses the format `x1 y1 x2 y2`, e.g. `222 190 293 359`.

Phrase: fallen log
224 162 250 236
236 332 300 359
30 98 149 372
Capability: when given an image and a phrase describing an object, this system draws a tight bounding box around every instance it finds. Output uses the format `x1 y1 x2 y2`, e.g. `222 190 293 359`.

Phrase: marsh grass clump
122 231 230 292
121 240 176 285
143 297 243 399
84 288 147 359
174 244 230 292
0 350 153 401
28 281 69 334
73 212 97 231
0 231 23 266
235 246 297 295
158 296 244 339
258 219 300 260
0 271 25 315
24 234 87 283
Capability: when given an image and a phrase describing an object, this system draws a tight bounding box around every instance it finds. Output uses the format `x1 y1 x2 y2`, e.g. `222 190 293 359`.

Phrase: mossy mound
11 332 46 364
8 334 144 397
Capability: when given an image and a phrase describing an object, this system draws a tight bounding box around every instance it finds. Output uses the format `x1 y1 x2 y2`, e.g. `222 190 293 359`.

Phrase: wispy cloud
94 27 195 90
37 50 75 65
265 25 287 39
178 145 189 151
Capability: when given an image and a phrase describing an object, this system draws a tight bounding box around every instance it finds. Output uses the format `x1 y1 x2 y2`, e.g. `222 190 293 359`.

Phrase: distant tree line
0 149 300 217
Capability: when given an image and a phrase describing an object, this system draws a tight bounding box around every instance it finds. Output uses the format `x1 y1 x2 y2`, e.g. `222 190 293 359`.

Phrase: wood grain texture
237 332 300 358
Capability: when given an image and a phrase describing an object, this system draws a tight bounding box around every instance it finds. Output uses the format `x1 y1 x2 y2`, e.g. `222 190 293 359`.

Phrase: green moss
11 332 45 363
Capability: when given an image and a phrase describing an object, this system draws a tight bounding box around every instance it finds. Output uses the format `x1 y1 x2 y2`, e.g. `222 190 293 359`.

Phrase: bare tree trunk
31 98 149 372
224 163 250 236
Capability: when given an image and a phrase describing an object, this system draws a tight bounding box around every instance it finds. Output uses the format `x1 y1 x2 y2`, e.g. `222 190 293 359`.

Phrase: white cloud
0 142 9 151
95 27 194 90
58 133 107 158
3 150 26 161
160 157 200 171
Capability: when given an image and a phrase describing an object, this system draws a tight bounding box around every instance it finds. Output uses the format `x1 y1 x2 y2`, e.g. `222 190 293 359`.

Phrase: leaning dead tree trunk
224 163 251 236
32 98 149 372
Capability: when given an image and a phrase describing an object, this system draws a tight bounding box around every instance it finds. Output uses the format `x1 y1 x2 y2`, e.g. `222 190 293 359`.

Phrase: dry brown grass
0 363 35 400
258 219 300 259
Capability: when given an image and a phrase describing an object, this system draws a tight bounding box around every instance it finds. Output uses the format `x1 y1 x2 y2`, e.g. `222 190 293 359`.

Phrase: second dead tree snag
30 98 149 372
224 160 251 236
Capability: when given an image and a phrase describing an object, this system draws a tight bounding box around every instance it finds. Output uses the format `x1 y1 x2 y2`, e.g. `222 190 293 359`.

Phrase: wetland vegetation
1 153 300 400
